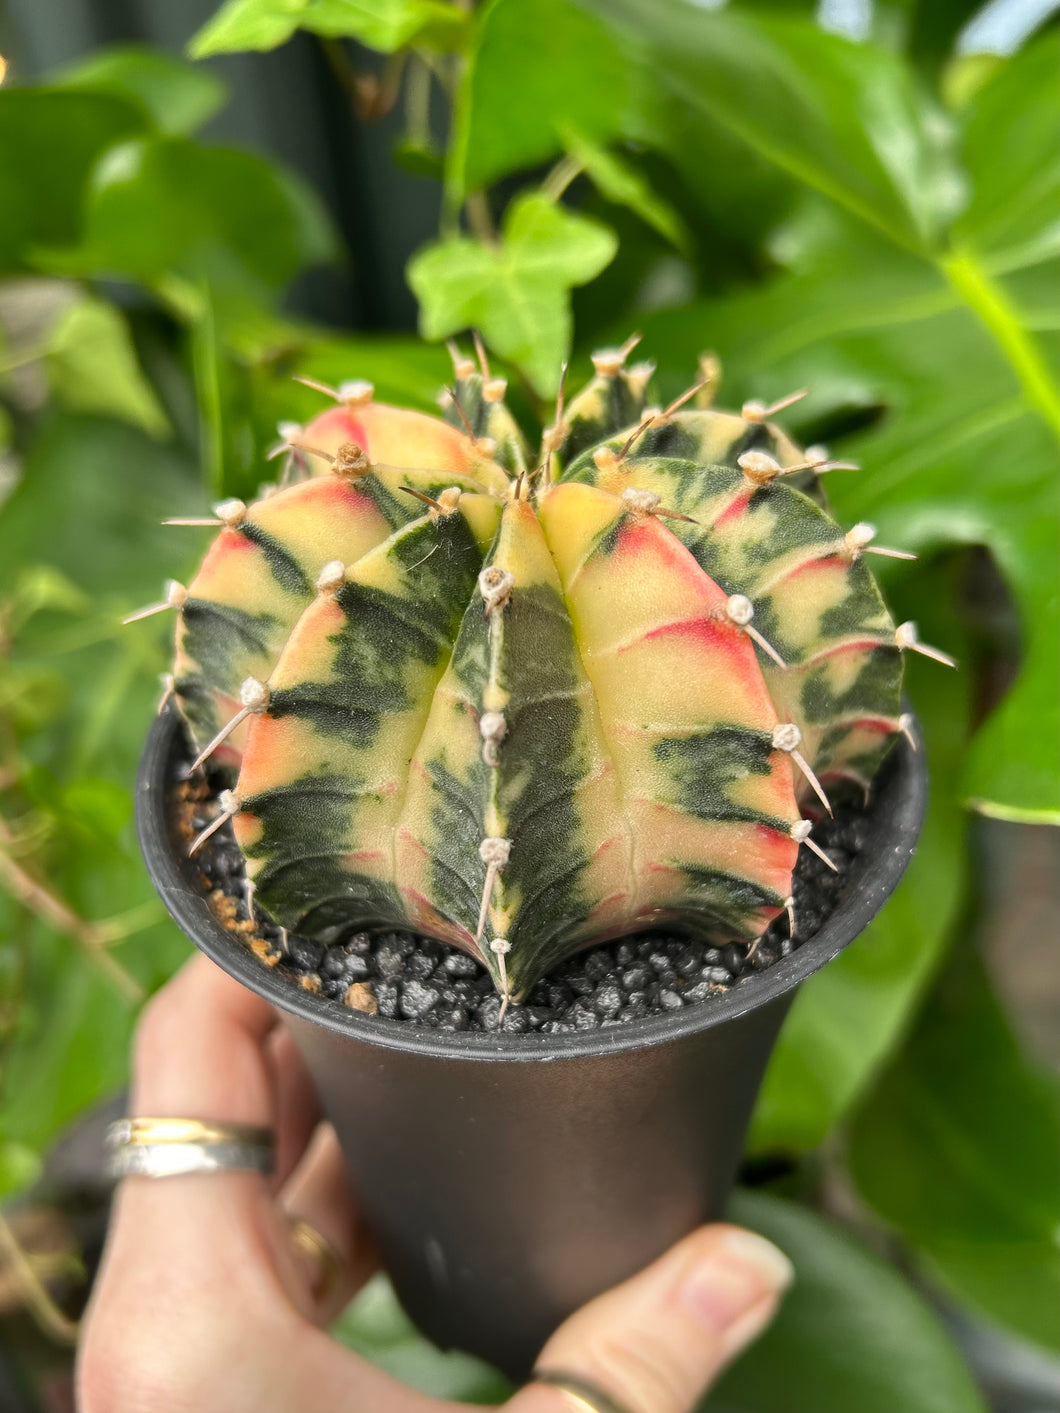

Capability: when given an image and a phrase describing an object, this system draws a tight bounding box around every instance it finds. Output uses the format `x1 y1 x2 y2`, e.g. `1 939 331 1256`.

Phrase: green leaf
0 415 200 600
711 1191 987 1412
40 135 336 301
833 292 1058 824
408 192 617 394
849 952 1060 1351
294 334 453 412
453 0 790 260
559 127 692 255
580 0 958 254
44 296 170 438
0 1141 42 1202
749 576 972 1152
906 0 984 72
636 226 1056 830
0 925 139 1155
334 1276 513 1401
0 89 146 270
50 45 226 136
189 0 467 59
450 0 635 197
0 415 202 1164
332 1196 985 1409
630 218 1052 1142
952 32 1059 264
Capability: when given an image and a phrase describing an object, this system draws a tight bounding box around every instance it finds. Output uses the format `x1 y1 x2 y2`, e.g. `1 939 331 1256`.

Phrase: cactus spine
138 341 950 1003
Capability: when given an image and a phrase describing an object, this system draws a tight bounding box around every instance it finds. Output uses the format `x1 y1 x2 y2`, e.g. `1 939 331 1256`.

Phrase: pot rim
138 704 927 1063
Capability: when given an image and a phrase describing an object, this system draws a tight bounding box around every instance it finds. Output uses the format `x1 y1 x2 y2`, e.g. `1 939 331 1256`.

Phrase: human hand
78 954 793 1413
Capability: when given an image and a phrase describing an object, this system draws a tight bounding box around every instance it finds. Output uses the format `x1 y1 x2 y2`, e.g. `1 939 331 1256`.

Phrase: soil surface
173 764 870 1034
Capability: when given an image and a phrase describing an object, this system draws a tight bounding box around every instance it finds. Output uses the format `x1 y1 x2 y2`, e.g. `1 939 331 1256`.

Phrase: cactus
134 342 953 1004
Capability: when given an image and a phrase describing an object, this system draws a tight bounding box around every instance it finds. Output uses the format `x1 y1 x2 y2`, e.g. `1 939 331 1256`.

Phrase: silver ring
107 1140 274 1180
105 1117 274 1180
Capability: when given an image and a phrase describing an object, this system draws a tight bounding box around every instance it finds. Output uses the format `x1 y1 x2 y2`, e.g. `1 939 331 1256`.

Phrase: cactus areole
152 340 947 1008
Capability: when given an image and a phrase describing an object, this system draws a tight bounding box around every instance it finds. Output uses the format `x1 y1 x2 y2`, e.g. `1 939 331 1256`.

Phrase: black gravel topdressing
176 763 869 1034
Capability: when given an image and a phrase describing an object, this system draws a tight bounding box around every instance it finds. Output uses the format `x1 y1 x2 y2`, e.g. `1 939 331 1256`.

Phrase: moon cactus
133 340 952 1004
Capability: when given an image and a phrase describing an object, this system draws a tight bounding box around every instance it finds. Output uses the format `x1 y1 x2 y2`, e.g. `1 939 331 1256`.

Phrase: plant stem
940 249 1060 436
0 818 144 1003
190 288 225 498
541 155 584 203
320 37 364 111
321 39 406 120
405 53 433 147
0 1211 79 1347
465 192 497 245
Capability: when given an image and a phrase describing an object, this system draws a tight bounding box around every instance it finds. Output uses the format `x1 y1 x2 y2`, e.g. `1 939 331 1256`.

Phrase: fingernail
681 1230 794 1333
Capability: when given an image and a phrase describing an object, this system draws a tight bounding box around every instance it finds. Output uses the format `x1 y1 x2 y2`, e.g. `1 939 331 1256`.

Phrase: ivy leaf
39 135 336 301
849 950 1060 1351
559 127 692 255
44 296 170 438
713 1191 988 1413
189 0 467 59
50 45 226 136
0 89 147 271
408 193 617 394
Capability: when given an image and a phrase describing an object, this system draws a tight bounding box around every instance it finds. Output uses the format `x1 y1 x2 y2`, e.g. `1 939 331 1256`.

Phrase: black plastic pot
137 705 927 1379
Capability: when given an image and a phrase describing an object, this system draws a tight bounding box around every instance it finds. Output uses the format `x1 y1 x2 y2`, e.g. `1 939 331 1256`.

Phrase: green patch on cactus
553 346 654 463
442 359 530 477
655 727 790 831
239 774 403 939
563 438 902 796
400 501 605 992
234 503 492 935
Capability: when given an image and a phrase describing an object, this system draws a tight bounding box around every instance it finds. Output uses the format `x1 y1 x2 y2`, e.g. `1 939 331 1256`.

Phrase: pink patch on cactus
304 403 480 474
714 489 752 528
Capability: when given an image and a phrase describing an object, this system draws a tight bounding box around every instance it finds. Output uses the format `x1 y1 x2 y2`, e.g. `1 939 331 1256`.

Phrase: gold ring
105 1117 274 1180
288 1218 345 1300
530 1368 635 1413
108 1117 273 1147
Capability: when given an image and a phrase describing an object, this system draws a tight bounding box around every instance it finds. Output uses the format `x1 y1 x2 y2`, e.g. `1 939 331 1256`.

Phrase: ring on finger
529 1368 635 1413
288 1217 345 1301
105 1117 275 1180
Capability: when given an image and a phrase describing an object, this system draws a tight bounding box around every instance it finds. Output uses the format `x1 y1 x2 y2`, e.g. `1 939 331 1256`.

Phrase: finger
81 958 303 1411
279 1123 380 1323
133 952 278 1123
267 1026 323 1189
97 955 288 1306
507 1224 793 1413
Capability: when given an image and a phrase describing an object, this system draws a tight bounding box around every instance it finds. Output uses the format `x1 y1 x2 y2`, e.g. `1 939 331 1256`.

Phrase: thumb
506 1224 793 1413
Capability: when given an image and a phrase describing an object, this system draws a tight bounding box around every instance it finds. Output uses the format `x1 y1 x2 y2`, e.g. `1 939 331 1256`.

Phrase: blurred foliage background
0 0 1057 1408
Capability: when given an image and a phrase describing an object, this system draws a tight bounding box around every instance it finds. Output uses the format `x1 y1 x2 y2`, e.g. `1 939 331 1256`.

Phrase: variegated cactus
134 339 953 1004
